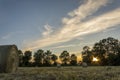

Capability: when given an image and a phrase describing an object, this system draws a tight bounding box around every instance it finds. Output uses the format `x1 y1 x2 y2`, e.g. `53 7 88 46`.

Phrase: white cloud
62 0 110 24
23 0 120 51
42 24 53 36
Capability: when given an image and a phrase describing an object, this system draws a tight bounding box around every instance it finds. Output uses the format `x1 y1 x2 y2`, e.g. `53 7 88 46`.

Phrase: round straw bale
57 63 61 68
0 45 19 73
82 62 88 68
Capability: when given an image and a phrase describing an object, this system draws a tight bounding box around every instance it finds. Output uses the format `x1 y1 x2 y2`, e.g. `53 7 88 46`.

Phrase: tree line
18 37 120 67
18 50 78 67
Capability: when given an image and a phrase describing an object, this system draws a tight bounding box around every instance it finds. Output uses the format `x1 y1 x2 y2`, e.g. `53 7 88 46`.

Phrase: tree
18 50 23 67
70 54 77 66
92 37 120 66
51 54 58 65
82 46 92 65
44 50 52 66
23 51 32 67
92 42 107 65
107 53 117 66
59 51 70 65
34 49 44 66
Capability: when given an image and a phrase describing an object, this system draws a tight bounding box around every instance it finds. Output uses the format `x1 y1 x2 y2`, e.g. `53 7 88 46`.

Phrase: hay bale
82 62 88 68
57 63 61 68
0 45 19 73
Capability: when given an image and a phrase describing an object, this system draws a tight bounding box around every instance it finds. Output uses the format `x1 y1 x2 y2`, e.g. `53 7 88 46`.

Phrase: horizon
0 0 120 55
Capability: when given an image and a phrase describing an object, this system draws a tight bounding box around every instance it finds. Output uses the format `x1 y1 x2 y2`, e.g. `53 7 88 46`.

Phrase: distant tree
59 51 70 65
82 46 92 65
18 50 23 67
34 49 44 66
70 54 77 66
23 50 32 67
44 50 52 66
51 54 58 65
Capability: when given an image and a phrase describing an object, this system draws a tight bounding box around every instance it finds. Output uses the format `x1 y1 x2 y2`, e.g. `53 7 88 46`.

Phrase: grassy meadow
0 66 120 80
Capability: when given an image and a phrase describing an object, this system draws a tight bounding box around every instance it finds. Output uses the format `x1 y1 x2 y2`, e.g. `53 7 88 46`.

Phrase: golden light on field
93 57 99 62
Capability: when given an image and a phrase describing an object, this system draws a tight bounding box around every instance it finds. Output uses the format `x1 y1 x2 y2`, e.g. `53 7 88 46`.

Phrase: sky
0 0 120 55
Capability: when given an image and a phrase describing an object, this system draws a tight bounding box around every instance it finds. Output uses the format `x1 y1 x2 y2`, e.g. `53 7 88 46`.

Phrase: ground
0 66 120 80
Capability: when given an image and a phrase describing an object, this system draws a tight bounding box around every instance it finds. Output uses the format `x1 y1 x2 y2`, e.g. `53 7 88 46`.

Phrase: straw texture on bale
0 45 19 73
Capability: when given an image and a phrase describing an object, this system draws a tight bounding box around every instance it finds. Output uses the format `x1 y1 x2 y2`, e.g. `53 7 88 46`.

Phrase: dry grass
0 66 120 80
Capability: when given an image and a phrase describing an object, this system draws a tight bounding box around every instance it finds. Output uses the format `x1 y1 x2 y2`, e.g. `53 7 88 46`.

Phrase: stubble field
0 66 120 80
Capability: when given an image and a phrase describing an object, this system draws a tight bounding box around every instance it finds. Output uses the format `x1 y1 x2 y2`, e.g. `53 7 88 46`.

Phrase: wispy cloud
1 33 12 40
42 24 53 37
52 44 78 49
23 0 120 51
52 42 95 49
62 0 110 24
102 27 116 33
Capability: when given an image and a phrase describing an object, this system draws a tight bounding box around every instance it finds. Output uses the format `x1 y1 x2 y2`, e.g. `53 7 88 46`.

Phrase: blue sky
0 0 120 54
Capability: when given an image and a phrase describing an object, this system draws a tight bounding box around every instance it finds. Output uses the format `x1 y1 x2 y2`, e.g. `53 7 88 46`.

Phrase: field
0 66 120 80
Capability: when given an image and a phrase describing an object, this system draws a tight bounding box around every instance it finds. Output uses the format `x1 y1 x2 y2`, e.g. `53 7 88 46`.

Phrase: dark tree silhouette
18 50 23 67
51 54 58 65
34 49 44 66
92 42 107 65
59 51 70 65
82 46 92 65
44 50 52 66
92 37 120 66
23 50 32 67
70 54 77 66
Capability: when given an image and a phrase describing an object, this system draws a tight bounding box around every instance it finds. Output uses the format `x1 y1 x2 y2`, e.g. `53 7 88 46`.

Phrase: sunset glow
93 57 99 62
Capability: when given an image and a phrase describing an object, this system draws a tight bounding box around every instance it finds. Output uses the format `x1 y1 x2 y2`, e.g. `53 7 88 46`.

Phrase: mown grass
0 66 120 80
